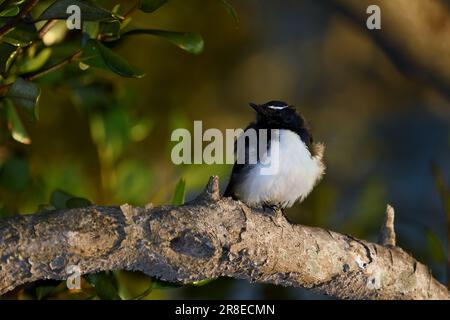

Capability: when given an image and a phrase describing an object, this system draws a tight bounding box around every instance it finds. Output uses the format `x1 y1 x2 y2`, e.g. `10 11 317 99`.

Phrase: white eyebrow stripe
267 105 288 110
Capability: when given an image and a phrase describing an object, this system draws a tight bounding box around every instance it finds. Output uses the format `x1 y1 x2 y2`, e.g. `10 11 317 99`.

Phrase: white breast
235 129 325 208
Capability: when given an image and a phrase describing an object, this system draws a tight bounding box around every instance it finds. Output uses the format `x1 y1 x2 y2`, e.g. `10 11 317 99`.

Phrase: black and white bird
224 101 325 209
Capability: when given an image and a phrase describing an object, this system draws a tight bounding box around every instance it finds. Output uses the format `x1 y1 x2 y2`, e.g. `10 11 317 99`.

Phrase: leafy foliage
218 0 239 24
171 178 186 205
6 77 40 121
0 43 19 75
80 39 145 78
3 98 30 144
122 29 204 55
37 0 113 21
0 17 39 47
86 271 121 300
49 189 91 209
0 0 239 299
0 0 213 145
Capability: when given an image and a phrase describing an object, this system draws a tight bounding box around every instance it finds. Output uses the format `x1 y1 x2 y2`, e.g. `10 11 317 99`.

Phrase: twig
0 0 39 36
38 19 58 39
24 49 82 81
379 204 397 247
0 49 82 96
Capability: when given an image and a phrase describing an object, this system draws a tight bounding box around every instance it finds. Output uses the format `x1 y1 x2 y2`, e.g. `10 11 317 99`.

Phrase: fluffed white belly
235 129 325 208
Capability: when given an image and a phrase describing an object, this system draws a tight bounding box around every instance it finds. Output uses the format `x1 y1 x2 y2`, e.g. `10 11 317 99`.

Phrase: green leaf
37 0 113 21
66 197 92 208
50 189 76 209
122 29 204 54
86 272 121 300
0 5 19 16
81 39 145 78
100 20 121 40
171 178 185 205
131 283 153 300
0 18 38 47
6 77 40 122
82 21 100 39
2 0 26 4
111 4 121 14
218 0 239 24
49 190 91 209
18 48 52 74
0 42 19 76
35 285 59 300
139 0 168 13
4 99 31 144
191 278 217 286
119 17 132 31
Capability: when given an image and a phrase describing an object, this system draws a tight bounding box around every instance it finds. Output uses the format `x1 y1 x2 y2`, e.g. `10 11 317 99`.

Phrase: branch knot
195 176 220 202
379 204 396 247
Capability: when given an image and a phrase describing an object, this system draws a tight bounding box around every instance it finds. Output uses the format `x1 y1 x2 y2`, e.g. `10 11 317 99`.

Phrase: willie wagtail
224 101 325 209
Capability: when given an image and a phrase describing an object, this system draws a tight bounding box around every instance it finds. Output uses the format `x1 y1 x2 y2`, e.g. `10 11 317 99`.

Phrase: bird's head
249 100 313 147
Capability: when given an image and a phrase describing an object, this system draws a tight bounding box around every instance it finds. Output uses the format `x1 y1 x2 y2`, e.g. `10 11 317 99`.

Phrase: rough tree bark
0 176 448 300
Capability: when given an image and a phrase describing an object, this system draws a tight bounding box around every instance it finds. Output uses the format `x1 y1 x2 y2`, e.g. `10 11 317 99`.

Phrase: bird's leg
275 206 285 219
262 203 278 215
262 203 286 227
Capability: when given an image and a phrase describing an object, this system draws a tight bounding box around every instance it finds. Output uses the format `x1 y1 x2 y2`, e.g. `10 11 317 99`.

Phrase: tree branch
0 176 448 299
24 49 82 81
0 50 82 95
0 0 39 36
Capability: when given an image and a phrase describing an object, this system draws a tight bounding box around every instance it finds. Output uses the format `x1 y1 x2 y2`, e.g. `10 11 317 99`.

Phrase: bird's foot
262 203 279 215
262 203 285 226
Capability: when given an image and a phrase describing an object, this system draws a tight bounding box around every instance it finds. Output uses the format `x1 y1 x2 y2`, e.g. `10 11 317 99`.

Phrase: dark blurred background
0 0 449 299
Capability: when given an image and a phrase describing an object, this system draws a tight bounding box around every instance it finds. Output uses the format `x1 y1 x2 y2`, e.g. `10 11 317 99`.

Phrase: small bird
224 101 325 210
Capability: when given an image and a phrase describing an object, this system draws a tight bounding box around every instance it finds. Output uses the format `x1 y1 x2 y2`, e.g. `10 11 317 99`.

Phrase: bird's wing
223 123 267 198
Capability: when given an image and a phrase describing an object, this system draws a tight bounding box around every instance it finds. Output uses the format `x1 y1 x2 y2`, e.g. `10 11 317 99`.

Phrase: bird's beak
249 102 260 113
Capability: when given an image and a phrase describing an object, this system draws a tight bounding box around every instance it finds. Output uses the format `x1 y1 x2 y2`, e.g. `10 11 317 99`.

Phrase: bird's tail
223 181 236 199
